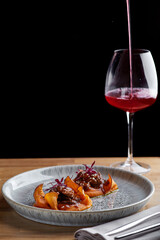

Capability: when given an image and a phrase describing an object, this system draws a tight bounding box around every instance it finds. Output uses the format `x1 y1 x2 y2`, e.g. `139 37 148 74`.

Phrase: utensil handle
105 212 160 236
115 222 160 239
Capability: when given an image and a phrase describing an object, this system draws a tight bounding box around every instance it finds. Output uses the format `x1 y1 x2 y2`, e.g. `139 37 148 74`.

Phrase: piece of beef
74 171 103 189
51 185 80 205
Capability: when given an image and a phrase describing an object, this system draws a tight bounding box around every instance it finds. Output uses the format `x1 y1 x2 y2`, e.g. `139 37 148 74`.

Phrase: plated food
33 162 118 211
2 164 154 225
74 161 118 198
33 176 92 211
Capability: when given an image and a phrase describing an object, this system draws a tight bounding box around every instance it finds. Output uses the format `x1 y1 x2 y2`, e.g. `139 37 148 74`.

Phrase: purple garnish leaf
91 161 96 168
44 177 66 192
82 161 97 175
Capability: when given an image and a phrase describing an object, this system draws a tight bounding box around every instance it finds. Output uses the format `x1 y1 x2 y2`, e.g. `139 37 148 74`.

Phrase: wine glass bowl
105 49 158 174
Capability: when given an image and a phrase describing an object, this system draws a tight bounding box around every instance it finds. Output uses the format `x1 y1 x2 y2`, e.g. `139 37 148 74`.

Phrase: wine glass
105 49 158 174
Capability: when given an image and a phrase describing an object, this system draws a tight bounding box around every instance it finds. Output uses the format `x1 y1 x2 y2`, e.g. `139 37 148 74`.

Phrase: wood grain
0 157 160 240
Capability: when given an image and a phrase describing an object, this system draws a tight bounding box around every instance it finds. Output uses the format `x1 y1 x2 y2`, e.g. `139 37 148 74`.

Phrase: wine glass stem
126 112 134 164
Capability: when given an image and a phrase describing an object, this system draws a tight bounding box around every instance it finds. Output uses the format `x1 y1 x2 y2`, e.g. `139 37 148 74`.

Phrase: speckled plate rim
2 164 155 214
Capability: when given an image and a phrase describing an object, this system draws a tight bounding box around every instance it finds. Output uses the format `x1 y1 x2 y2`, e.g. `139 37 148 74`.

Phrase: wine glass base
110 161 151 174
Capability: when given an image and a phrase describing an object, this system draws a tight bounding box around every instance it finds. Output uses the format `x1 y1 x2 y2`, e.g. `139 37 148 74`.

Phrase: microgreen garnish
45 177 66 192
83 161 97 175
75 161 97 179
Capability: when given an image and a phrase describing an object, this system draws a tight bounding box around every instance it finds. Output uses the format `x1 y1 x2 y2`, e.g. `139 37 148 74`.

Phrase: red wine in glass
105 49 158 174
105 88 157 113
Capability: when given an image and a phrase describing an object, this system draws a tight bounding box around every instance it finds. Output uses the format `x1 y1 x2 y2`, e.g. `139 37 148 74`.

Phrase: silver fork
105 211 160 238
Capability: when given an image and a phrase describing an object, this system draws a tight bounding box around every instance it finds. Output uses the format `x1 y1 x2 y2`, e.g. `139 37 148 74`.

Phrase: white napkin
74 205 160 240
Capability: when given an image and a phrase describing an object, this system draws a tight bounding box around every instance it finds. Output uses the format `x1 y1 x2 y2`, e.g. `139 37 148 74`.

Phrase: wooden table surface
0 157 160 240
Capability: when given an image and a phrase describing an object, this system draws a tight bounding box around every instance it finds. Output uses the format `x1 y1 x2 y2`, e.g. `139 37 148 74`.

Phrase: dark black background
1 0 160 158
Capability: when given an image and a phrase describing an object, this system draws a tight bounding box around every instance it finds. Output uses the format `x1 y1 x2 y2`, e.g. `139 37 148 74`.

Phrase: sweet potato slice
103 174 112 193
64 176 85 200
64 176 79 192
76 186 86 200
84 187 104 197
33 184 50 209
33 196 51 209
34 184 45 200
81 194 92 207
111 179 118 191
45 192 59 210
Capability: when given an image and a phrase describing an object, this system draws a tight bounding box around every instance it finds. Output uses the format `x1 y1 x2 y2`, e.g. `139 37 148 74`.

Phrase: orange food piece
45 192 59 210
81 194 92 207
65 176 85 200
76 186 86 200
84 187 104 197
33 184 50 209
64 176 79 192
111 179 118 191
33 196 51 209
34 184 45 199
103 174 112 193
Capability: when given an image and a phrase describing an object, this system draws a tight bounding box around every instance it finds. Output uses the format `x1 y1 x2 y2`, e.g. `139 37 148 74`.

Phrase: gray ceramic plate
2 165 154 226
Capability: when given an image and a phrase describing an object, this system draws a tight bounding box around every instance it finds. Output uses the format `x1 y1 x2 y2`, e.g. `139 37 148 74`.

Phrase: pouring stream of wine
126 0 133 93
